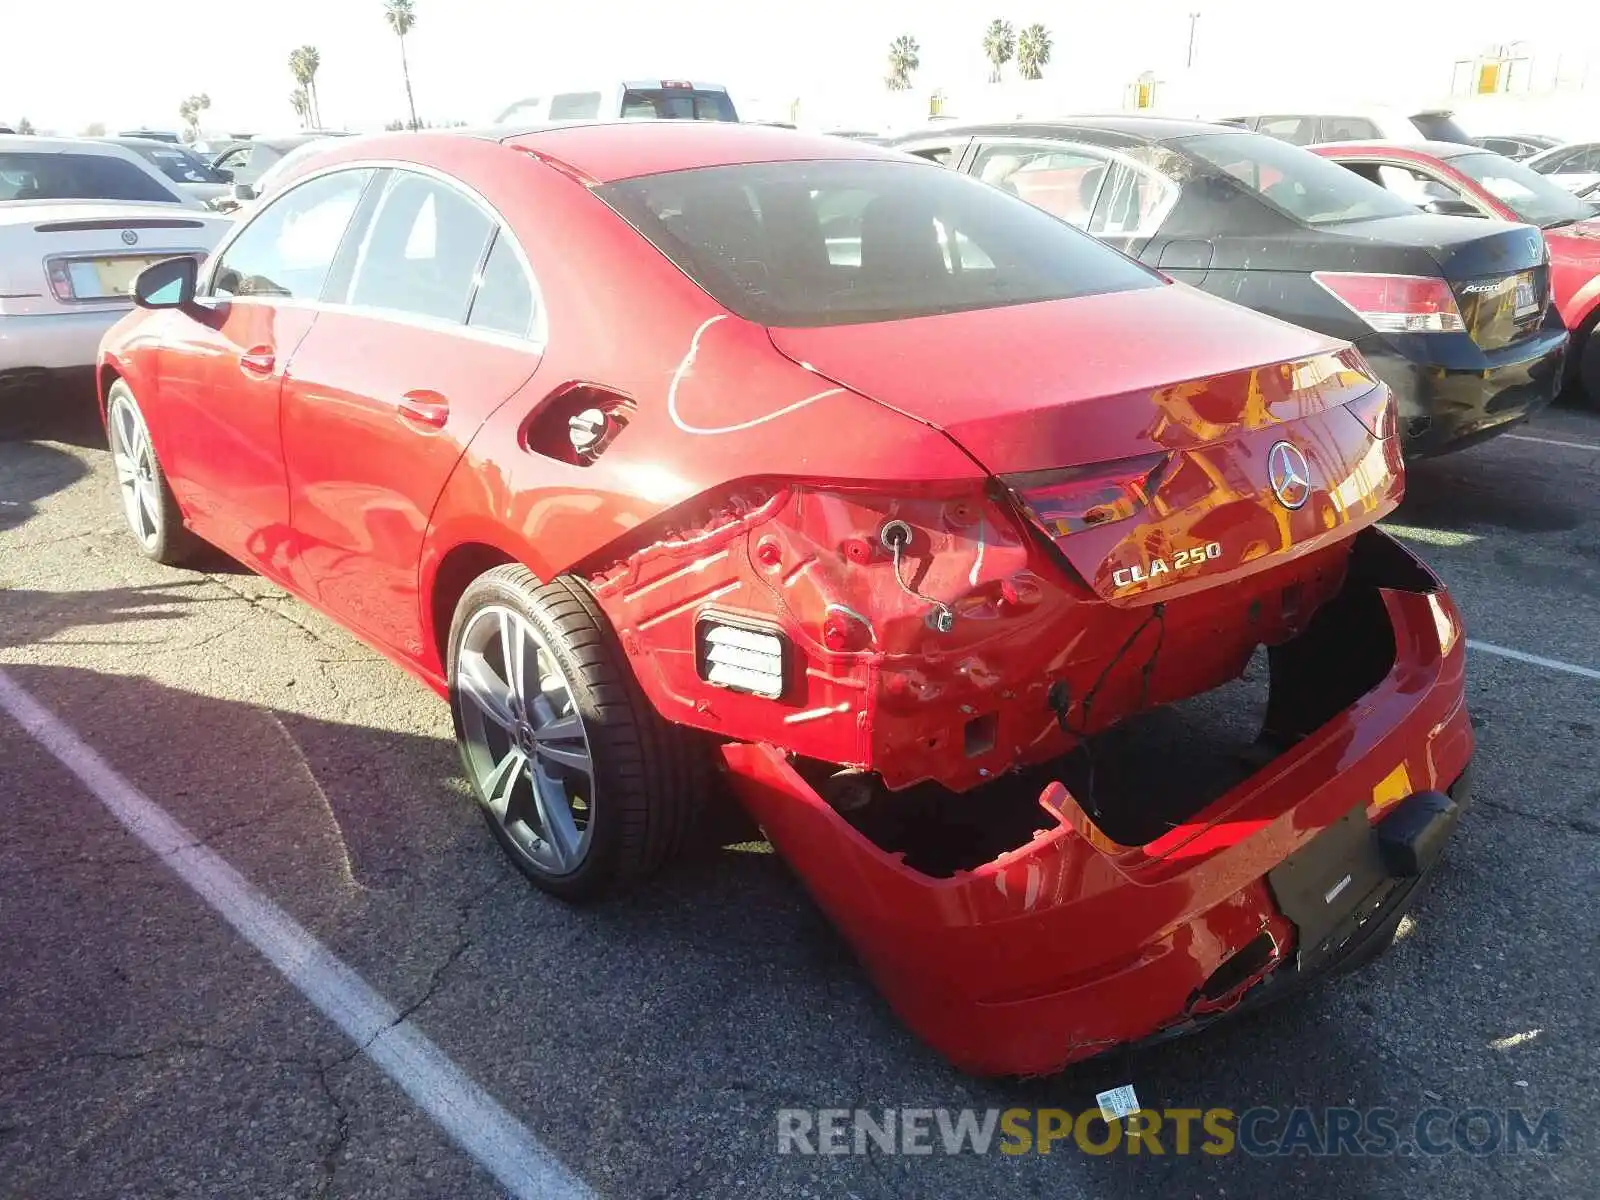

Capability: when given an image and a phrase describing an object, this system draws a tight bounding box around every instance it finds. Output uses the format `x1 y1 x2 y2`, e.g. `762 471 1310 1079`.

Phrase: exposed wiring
880 520 956 633
1052 602 1168 822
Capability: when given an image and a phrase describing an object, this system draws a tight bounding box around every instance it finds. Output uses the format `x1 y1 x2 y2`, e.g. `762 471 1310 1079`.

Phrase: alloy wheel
109 394 162 551
455 604 595 876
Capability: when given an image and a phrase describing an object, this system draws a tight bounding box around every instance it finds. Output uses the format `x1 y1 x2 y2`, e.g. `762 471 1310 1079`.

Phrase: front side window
211 168 373 300
344 171 494 323
1182 132 1419 226
0 152 179 203
1448 151 1591 228
598 157 1160 328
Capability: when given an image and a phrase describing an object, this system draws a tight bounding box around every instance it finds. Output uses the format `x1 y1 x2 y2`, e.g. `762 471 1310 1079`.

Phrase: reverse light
696 618 787 699
1312 271 1466 334
1002 453 1170 538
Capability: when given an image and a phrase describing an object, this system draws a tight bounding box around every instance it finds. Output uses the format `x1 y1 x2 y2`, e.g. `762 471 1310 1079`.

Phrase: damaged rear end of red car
578 155 1473 1076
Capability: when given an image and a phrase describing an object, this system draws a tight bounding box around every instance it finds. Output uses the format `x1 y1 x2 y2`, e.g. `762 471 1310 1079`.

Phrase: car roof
1 134 141 155
488 120 901 182
1310 139 1484 160
891 115 1248 145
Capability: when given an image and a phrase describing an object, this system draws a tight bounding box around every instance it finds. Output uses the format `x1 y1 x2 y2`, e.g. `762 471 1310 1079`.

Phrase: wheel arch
422 537 535 680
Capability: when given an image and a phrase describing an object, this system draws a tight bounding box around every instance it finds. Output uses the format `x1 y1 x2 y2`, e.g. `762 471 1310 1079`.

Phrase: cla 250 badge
1112 542 1222 590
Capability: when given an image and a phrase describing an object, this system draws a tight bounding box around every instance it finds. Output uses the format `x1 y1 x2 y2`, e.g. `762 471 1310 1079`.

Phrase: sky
3 0 1596 135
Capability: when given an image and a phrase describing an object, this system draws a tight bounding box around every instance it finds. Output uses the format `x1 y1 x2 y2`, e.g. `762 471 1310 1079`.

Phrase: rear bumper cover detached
718 530 1474 1076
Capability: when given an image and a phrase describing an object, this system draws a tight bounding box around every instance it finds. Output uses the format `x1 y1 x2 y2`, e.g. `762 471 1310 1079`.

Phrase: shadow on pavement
0 370 107 450
1396 440 1593 536
0 588 1445 1197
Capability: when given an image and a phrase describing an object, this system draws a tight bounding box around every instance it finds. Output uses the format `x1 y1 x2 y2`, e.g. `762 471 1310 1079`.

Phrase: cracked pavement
1 384 1597 1198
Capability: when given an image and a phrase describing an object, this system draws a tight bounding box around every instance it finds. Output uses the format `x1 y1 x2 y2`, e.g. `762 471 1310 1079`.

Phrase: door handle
239 348 275 376
396 391 450 429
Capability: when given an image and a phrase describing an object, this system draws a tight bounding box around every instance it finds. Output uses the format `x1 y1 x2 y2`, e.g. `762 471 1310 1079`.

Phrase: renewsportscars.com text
776 1107 1562 1158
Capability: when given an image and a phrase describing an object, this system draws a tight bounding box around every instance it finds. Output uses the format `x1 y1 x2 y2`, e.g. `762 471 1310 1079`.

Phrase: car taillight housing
47 260 75 302
1312 271 1467 334
1002 453 1169 539
1346 384 1398 441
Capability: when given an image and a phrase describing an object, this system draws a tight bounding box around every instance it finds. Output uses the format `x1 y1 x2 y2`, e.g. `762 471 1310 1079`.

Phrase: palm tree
1017 23 1052 80
290 88 311 128
885 34 920 92
982 19 1015 83
289 45 323 127
383 0 420 131
177 94 210 142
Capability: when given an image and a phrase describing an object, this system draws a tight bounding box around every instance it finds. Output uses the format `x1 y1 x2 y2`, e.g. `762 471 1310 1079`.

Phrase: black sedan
888 116 1568 457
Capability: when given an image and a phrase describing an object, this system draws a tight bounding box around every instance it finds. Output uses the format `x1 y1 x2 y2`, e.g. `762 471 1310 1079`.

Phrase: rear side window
598 158 1159 328
1182 132 1419 225
345 171 495 323
972 143 1109 229
1320 116 1379 141
468 233 541 339
212 169 373 300
1254 116 1317 146
620 88 737 121
0 152 178 203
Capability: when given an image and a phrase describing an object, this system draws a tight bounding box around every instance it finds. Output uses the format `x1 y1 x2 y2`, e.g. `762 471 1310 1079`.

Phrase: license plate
1514 278 1539 318
65 256 167 300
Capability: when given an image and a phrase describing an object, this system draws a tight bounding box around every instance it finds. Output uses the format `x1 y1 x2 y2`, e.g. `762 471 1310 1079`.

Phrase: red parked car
98 124 1473 1076
1313 140 1600 398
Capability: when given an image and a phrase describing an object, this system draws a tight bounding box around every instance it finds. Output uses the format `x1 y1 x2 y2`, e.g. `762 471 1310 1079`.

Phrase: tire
447 565 705 900
105 379 198 566
1581 320 1600 406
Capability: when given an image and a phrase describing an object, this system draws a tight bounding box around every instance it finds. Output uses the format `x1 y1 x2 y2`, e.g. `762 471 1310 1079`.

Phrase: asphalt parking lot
1 382 1597 1200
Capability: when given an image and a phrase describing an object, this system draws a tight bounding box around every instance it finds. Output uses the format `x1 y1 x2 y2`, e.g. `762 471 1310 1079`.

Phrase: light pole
1187 11 1201 68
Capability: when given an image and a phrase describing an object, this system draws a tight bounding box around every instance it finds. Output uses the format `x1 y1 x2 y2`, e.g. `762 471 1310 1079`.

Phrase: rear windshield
1411 112 1473 144
598 158 1161 327
131 143 226 184
0 152 179 203
1182 132 1419 226
1450 151 1592 228
621 88 738 122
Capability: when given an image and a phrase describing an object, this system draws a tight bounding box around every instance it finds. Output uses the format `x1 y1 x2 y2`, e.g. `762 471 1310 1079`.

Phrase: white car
1221 107 1473 147
1524 141 1600 195
493 79 738 124
0 137 232 395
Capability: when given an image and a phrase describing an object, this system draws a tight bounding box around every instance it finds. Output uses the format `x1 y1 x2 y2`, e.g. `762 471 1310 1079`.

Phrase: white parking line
0 669 591 1200
1468 640 1600 682
1503 433 1600 453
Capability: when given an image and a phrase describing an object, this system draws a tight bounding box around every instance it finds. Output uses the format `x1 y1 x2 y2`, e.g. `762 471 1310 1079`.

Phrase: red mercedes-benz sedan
1312 140 1600 398
97 123 1473 1076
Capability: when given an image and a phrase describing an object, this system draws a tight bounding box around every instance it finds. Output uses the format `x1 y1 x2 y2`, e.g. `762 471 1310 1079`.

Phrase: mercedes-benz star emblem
1267 441 1312 511
120 229 138 245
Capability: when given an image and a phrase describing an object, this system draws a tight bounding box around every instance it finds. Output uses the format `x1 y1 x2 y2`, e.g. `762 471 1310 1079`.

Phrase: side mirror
232 181 257 202
1423 197 1483 218
133 256 198 310
213 166 235 183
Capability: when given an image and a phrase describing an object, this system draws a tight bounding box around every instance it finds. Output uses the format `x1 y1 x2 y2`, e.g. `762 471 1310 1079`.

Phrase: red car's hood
767 283 1357 475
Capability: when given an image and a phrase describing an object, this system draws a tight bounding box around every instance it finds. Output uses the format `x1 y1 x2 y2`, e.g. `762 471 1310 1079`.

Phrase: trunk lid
1311 214 1551 350
0 201 223 316
768 283 1402 605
